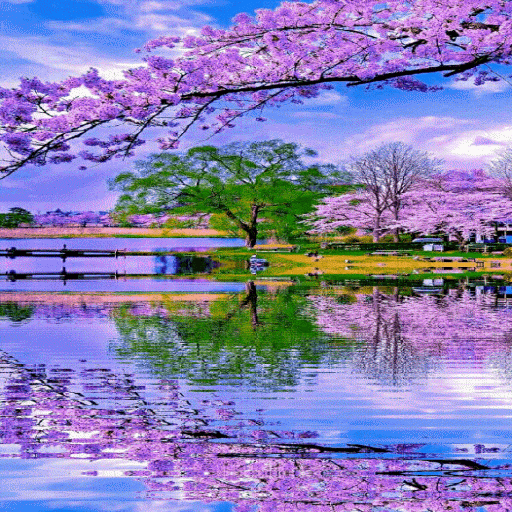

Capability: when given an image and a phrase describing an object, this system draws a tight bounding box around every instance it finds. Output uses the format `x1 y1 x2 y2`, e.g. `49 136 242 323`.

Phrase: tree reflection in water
110 282 343 389
0 287 512 510
309 287 512 385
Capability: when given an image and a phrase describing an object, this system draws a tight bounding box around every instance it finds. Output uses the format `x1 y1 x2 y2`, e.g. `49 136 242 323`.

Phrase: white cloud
0 0 216 86
0 35 138 85
46 0 213 37
47 10 211 37
239 114 512 169
338 116 473 154
301 90 348 107
139 0 179 12
449 77 511 96
132 11 210 32
94 0 208 7
335 116 512 167
291 111 341 120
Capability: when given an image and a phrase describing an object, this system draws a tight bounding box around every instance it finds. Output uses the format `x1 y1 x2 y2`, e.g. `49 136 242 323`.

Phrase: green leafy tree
109 140 343 247
0 207 33 228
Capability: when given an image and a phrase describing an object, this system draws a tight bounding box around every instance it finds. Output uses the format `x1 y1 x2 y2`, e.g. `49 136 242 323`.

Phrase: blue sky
0 0 512 212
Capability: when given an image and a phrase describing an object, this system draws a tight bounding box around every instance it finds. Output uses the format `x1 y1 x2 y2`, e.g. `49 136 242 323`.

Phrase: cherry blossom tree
33 211 113 227
126 213 169 227
306 187 396 241
488 147 512 199
1 1 512 175
395 170 512 243
33 212 74 227
346 142 440 241
308 169 512 243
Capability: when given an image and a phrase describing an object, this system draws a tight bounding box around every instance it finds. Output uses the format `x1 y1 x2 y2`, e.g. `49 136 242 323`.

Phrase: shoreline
0 227 229 238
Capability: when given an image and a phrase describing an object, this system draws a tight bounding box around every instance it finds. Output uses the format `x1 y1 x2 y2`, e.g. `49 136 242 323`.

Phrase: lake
0 237 251 251
0 237 251 291
0 278 511 511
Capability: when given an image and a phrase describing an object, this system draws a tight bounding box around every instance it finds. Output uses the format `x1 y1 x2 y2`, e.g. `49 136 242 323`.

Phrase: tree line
5 139 512 245
110 139 512 247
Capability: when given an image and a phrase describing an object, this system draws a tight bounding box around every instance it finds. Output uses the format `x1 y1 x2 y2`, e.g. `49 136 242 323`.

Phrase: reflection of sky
1 294 512 507
0 306 238 510
0 237 251 289
2 301 512 450
0 279 246 293
0 238 246 251
0 256 168 274
0 316 120 367
205 359 512 450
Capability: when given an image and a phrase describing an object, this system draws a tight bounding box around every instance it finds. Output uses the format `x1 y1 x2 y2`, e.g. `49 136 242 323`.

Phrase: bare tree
348 143 441 241
488 147 512 199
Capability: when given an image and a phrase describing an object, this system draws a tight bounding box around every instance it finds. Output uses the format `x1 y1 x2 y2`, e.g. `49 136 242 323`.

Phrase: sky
0 0 512 212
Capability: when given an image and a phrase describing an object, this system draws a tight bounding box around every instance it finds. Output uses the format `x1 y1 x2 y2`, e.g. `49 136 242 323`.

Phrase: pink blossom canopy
1 0 512 175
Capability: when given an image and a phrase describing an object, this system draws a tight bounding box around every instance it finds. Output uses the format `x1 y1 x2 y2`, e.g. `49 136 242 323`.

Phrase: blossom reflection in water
0 285 511 511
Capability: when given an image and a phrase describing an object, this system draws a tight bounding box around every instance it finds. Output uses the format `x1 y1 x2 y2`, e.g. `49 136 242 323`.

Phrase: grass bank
209 246 512 281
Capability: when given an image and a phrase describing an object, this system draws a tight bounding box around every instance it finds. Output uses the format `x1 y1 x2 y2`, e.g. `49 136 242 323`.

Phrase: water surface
0 237 250 251
0 283 511 511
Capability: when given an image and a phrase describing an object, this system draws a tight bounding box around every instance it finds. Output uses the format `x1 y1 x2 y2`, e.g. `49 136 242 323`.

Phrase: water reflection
0 285 512 510
110 282 338 389
308 287 512 371
0 254 218 276
0 348 511 512
0 237 249 251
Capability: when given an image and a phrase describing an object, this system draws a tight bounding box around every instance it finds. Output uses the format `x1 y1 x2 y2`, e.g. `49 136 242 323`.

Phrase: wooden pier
0 246 206 259
0 246 128 259
0 269 126 282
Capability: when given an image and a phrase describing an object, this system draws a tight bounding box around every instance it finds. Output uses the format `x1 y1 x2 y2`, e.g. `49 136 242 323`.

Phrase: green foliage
110 285 355 389
109 140 344 246
0 302 34 322
0 207 33 228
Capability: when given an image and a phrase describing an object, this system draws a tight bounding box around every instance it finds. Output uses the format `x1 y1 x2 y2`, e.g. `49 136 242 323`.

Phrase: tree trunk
373 214 381 242
222 204 260 248
245 281 259 327
456 232 466 250
244 204 261 248
392 202 400 242
245 228 258 248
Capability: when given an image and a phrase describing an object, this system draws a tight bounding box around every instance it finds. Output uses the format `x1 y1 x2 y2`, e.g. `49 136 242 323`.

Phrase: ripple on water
0 284 509 510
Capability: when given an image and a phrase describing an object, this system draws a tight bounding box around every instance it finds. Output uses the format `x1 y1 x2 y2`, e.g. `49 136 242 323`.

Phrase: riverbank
212 249 512 280
0 227 229 238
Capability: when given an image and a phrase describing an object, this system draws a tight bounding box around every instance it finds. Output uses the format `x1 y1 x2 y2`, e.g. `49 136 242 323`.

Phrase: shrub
341 235 373 243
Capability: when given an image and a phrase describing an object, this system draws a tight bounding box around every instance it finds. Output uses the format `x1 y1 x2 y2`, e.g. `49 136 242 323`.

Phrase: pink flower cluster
309 170 512 241
33 211 112 227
